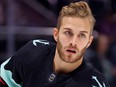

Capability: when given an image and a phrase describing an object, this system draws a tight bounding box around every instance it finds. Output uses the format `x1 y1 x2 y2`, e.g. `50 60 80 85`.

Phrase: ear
87 36 94 48
53 28 59 42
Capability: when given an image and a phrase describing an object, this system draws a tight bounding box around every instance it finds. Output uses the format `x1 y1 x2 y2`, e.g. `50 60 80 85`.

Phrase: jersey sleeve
91 67 111 87
0 40 35 87
0 39 55 87
0 57 22 87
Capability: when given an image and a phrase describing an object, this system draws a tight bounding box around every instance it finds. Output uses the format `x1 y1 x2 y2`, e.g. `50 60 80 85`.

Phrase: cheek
78 39 90 49
58 34 69 46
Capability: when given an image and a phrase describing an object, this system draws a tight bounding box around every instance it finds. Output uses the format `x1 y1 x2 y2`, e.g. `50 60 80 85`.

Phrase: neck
53 49 83 74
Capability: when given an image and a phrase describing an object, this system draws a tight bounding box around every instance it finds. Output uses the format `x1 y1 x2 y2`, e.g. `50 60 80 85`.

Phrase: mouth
66 49 76 54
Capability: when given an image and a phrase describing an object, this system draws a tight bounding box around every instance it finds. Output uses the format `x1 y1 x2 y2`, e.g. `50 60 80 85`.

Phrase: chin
62 57 79 63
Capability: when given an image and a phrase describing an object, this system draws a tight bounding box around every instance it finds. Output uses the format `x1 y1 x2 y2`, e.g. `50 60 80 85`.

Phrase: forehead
60 17 91 33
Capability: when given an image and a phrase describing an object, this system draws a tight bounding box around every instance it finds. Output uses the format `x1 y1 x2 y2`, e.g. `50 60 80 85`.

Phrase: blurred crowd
0 0 116 86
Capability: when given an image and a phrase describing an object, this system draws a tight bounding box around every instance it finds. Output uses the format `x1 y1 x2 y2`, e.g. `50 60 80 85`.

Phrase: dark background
0 0 116 86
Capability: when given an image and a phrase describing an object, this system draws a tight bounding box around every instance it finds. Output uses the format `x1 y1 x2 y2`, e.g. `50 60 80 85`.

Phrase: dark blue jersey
0 39 110 87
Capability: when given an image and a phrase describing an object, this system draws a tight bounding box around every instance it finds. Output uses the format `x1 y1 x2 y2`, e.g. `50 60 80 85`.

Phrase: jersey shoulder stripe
1 58 22 87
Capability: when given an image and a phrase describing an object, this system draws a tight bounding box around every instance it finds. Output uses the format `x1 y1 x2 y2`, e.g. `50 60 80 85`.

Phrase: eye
79 33 86 38
64 31 73 36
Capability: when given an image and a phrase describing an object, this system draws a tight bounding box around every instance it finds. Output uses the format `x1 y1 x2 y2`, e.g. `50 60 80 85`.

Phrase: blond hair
57 1 96 32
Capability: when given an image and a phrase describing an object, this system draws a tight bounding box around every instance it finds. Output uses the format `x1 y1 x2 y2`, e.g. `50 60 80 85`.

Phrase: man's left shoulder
72 63 110 87
88 63 110 87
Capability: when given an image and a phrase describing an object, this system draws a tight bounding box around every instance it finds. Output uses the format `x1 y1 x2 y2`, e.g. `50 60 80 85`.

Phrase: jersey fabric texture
0 39 110 87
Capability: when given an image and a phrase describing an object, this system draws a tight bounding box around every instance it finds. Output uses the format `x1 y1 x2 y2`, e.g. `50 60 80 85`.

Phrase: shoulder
0 39 56 86
12 39 56 64
72 62 110 87
90 65 110 87
18 39 56 53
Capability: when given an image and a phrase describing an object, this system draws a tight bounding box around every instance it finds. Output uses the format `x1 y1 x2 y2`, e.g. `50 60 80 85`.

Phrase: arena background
0 0 116 86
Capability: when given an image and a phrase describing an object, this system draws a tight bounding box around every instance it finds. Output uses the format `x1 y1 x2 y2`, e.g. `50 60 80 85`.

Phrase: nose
70 36 77 46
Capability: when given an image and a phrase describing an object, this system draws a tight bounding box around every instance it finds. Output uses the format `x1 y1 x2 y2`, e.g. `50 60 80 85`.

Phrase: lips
66 49 76 54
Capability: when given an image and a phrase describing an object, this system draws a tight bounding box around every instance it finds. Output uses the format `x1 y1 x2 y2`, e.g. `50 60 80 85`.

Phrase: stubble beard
56 37 87 63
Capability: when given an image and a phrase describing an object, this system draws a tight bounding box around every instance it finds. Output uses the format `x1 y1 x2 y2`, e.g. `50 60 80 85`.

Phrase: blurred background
0 0 116 86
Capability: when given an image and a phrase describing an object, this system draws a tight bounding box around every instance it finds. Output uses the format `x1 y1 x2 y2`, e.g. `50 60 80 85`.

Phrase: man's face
53 17 93 63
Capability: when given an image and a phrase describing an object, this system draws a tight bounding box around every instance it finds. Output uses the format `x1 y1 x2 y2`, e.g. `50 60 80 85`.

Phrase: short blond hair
57 1 96 32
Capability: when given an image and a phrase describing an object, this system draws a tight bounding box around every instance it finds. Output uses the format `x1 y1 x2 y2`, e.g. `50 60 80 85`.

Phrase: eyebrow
64 28 89 34
80 31 89 34
63 28 72 31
